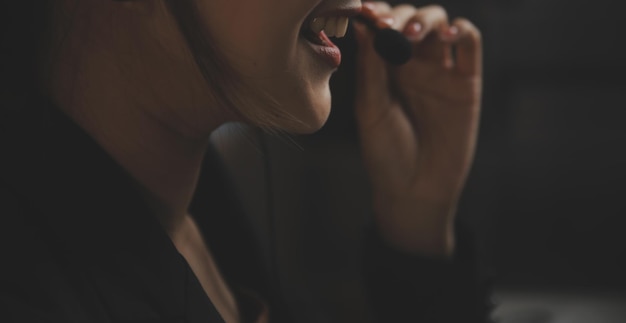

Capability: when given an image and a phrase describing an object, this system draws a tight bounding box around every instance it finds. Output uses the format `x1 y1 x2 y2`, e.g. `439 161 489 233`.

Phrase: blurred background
211 0 626 322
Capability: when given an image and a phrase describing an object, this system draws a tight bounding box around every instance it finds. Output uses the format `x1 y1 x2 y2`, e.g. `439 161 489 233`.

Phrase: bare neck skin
47 2 234 232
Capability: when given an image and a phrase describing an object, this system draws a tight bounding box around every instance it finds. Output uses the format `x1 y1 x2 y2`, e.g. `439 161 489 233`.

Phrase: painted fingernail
404 22 423 39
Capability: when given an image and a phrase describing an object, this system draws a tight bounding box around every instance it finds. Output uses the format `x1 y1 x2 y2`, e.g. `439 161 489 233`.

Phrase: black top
0 98 493 322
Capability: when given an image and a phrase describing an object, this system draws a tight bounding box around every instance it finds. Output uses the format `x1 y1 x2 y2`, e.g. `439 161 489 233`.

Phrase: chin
285 90 332 134
281 102 331 134
298 109 331 134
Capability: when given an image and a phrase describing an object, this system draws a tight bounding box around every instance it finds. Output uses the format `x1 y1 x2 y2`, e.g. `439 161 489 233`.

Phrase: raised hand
353 2 482 257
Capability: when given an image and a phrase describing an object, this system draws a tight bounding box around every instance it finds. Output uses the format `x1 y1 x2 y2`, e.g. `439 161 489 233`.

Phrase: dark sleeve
363 221 494 323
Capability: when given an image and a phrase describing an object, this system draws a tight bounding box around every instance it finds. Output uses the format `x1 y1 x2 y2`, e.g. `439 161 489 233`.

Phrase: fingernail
404 22 423 39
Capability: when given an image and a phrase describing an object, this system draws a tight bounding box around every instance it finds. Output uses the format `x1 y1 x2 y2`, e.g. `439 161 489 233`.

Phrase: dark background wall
439 0 626 290
213 0 626 321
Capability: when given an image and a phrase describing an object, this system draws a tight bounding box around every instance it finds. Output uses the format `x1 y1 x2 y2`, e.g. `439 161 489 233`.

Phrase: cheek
199 0 309 75
198 0 334 132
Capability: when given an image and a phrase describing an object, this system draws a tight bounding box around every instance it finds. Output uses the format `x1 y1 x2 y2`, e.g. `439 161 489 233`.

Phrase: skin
354 3 482 257
197 0 347 132
46 0 481 321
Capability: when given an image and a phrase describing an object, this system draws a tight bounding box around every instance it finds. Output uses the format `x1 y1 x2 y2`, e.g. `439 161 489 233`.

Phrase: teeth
308 16 350 39
335 17 349 38
324 17 338 37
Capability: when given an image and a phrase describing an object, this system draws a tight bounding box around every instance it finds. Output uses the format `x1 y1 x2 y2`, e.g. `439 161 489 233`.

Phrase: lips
299 6 361 67
301 17 350 46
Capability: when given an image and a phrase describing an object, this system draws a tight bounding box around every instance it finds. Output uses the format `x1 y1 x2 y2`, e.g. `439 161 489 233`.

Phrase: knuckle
371 1 392 11
390 4 418 23
424 5 449 19
393 4 416 12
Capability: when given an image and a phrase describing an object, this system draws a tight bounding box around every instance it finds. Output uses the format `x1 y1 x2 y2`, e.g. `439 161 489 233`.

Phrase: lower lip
307 32 341 68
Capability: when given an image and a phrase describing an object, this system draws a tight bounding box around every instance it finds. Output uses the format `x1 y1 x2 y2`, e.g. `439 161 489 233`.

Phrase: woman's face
197 0 361 133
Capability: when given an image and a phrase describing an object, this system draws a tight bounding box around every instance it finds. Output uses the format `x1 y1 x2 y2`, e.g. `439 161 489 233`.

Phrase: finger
405 6 452 65
387 4 419 31
403 5 449 41
361 1 395 28
362 1 392 14
352 21 393 129
448 18 483 76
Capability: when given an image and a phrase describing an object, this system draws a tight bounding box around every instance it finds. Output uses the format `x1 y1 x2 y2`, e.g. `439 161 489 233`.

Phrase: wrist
373 194 458 258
